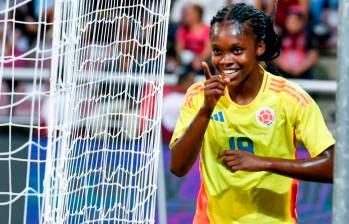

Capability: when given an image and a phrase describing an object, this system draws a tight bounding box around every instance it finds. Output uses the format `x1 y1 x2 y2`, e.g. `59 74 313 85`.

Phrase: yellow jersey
169 68 335 224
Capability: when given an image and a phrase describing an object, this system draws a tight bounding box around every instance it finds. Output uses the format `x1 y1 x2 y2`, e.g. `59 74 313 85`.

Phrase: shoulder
183 81 205 108
266 73 313 108
186 81 205 94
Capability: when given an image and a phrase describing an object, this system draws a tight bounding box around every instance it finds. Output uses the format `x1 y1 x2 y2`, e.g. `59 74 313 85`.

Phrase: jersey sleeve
295 98 335 157
169 82 203 149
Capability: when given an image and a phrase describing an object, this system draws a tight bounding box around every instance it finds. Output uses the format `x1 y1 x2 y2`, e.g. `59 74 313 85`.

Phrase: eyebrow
211 42 243 48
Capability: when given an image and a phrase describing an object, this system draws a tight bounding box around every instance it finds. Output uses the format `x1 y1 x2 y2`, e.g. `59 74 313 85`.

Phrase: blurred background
0 0 337 223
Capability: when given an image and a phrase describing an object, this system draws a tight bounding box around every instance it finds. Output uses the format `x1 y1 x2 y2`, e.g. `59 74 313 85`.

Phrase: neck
228 65 264 105
187 21 202 30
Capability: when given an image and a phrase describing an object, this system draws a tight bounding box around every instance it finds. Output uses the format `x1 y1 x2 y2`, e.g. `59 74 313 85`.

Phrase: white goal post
0 0 171 223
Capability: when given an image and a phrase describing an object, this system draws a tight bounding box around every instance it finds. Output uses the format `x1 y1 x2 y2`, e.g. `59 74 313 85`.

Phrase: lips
222 69 240 81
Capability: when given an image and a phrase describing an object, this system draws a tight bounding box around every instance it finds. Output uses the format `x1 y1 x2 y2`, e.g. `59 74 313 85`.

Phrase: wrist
262 157 273 171
199 105 214 118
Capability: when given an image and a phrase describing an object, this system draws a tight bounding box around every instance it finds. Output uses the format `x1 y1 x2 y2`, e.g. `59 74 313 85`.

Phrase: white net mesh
0 0 170 223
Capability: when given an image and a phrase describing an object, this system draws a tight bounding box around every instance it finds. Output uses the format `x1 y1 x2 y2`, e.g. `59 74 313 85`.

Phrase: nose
220 53 235 66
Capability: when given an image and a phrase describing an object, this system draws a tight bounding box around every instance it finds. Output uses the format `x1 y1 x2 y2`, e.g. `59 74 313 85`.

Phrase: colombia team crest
256 107 275 127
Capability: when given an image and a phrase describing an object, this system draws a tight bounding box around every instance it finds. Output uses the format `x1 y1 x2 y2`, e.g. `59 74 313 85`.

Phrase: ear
256 40 266 57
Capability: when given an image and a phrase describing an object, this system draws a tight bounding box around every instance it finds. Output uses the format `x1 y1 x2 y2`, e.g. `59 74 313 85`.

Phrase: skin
170 22 334 183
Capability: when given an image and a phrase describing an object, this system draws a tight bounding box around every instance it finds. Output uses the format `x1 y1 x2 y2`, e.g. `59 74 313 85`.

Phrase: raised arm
170 105 213 177
170 62 226 177
217 145 334 183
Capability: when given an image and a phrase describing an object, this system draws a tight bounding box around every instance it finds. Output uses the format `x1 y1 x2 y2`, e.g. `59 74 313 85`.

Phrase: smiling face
210 21 265 89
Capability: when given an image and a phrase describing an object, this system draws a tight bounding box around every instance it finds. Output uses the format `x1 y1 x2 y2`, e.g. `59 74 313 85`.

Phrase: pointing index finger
202 61 213 80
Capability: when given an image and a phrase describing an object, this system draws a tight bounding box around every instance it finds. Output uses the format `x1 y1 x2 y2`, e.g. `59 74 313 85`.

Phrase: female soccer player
169 3 334 224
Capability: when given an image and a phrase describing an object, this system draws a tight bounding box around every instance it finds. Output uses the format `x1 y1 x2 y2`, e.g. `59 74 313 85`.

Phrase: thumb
202 61 213 80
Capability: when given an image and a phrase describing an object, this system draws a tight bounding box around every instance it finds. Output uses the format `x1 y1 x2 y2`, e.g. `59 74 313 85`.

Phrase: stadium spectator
0 23 29 68
169 3 334 223
175 3 211 73
171 0 277 25
310 0 338 50
273 5 319 79
170 0 226 25
14 1 38 46
274 0 309 31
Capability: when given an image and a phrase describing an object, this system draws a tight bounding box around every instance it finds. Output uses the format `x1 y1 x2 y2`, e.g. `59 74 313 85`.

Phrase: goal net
0 0 171 223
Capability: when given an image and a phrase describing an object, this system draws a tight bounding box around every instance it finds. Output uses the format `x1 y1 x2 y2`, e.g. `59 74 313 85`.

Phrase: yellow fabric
169 68 335 223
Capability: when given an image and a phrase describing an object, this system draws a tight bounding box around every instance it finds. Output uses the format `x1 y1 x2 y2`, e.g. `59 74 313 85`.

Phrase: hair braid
210 3 281 62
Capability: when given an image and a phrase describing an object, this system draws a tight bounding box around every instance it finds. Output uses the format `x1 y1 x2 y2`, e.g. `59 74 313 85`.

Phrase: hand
202 61 227 110
217 150 268 172
281 63 304 77
286 66 303 77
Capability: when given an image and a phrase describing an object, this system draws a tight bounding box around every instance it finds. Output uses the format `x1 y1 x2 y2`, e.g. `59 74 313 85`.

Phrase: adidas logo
212 111 224 122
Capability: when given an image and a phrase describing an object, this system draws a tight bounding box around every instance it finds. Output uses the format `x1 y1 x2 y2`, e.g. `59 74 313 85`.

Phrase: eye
232 47 243 55
212 48 221 56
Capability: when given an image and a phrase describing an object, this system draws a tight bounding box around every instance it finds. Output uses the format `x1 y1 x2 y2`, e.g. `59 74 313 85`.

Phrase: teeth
223 69 238 75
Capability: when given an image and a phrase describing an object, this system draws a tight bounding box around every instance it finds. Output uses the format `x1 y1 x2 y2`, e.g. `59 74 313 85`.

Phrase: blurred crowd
165 0 338 81
0 0 54 117
0 0 339 76
0 0 54 69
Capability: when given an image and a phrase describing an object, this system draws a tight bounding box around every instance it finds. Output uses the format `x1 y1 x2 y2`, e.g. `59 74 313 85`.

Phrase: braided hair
210 3 281 62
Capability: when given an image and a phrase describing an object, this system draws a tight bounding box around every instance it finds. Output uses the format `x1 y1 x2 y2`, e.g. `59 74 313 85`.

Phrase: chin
227 80 240 87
